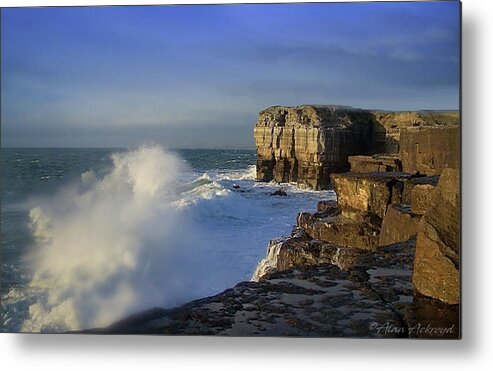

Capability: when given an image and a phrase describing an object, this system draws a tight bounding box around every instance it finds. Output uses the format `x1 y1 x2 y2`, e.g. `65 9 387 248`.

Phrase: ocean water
1 145 334 333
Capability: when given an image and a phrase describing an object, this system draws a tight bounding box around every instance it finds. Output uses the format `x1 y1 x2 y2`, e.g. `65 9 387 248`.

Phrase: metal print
0 1 461 337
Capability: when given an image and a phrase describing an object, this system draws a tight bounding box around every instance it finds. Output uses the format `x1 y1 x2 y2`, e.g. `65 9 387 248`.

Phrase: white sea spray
22 146 210 331
3 145 334 332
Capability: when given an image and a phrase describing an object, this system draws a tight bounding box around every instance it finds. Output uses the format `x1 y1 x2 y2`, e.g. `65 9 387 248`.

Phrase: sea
1 145 334 333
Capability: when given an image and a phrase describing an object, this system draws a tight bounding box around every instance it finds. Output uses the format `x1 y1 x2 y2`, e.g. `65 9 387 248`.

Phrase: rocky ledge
86 239 457 338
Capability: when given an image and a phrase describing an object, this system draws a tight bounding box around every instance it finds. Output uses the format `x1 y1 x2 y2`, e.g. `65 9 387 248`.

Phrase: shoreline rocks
87 239 458 338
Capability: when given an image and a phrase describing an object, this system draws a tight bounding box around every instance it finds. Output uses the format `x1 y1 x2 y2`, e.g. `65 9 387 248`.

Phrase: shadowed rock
400 126 460 175
379 204 421 246
413 168 460 304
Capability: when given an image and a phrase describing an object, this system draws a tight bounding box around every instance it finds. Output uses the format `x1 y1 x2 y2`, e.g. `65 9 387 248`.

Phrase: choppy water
1 146 334 333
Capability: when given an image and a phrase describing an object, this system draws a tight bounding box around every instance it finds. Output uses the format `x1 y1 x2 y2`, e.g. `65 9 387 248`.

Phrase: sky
1 1 460 148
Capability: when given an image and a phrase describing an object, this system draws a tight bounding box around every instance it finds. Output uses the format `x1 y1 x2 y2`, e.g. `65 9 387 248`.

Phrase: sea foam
22 146 214 331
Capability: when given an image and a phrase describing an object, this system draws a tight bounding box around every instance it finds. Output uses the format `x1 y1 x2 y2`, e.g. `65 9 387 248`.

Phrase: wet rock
413 168 460 304
252 231 364 281
270 188 288 196
379 204 421 246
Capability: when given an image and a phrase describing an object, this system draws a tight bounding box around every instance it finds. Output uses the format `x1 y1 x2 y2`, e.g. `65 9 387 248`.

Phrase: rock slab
379 204 421 246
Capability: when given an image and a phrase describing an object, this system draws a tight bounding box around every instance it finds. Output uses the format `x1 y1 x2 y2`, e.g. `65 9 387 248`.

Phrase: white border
2 0 493 369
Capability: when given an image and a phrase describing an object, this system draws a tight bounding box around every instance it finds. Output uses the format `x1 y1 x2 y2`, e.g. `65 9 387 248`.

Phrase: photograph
1 0 461 338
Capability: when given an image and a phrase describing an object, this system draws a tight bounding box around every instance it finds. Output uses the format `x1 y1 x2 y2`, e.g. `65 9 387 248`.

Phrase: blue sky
1 2 460 148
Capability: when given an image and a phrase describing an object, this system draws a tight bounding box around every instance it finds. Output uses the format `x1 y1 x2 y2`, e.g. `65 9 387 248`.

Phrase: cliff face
254 106 459 189
400 125 460 175
254 106 376 189
372 111 460 153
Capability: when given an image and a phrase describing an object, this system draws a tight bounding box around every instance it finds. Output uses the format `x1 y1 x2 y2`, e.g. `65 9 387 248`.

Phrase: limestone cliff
254 105 459 189
254 106 376 189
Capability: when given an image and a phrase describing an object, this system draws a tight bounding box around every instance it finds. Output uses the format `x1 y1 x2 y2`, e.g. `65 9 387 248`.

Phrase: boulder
413 168 460 304
330 172 415 219
270 188 288 196
297 212 380 250
252 231 364 281
379 204 420 246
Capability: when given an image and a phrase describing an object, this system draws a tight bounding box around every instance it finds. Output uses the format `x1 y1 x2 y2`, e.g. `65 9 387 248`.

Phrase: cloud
1 2 460 148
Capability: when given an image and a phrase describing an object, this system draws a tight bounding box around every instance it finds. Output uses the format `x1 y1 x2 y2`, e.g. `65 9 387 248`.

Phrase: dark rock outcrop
379 204 421 246
413 168 460 305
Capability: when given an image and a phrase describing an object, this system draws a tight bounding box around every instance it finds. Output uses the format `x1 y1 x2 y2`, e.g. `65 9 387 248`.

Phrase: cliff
254 105 459 189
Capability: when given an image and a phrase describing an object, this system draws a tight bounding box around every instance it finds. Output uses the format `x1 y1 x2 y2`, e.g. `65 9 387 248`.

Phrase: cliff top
256 105 459 128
